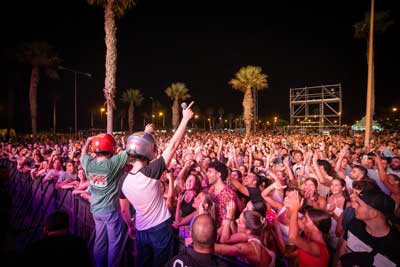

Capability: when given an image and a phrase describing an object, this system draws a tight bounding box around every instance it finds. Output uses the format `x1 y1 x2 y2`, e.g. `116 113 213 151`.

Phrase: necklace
333 195 344 201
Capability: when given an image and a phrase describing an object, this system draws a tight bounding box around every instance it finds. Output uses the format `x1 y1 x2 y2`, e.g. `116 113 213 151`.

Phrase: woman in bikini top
215 210 275 267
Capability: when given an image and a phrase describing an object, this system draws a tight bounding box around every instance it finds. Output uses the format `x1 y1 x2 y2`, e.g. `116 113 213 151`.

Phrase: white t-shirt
121 157 170 231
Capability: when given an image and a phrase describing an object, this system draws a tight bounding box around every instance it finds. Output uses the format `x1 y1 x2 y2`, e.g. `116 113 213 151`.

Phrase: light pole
59 66 92 135
100 107 106 120
364 0 375 147
159 112 164 129
194 114 199 129
273 116 278 130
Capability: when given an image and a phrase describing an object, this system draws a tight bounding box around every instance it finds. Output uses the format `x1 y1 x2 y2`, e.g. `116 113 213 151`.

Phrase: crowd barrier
1 158 249 267
3 160 95 249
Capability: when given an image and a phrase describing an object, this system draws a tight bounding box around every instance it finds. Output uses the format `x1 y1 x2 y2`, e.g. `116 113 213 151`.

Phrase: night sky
2 0 399 133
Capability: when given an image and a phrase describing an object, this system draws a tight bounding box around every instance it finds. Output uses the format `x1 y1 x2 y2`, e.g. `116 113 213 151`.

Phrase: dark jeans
135 218 174 267
93 210 126 267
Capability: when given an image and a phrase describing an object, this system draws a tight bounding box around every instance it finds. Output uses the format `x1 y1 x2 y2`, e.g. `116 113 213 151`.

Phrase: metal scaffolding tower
289 84 342 133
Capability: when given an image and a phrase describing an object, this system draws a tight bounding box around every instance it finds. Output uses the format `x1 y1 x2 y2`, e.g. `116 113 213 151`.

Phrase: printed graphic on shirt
346 231 396 267
89 174 107 188
346 231 373 253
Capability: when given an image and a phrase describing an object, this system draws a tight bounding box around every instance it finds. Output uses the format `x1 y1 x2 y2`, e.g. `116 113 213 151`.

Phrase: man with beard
344 165 369 191
388 156 400 177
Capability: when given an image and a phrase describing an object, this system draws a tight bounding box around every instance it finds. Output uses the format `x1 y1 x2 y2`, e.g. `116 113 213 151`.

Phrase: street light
59 66 92 135
159 112 164 128
392 107 398 112
100 107 106 120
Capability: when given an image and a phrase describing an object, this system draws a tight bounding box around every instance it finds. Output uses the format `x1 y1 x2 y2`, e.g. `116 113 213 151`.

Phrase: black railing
1 159 250 267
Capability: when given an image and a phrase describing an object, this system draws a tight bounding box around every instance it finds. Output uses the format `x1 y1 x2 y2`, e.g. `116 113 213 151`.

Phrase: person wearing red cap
80 133 128 267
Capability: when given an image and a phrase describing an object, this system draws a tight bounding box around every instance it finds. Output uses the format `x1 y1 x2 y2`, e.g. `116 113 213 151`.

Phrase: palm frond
165 82 191 101
229 65 268 92
87 0 136 18
17 41 61 79
353 11 394 40
121 88 143 106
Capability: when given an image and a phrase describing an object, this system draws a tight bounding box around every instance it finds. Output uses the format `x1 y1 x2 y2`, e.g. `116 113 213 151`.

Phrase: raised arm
166 172 176 210
284 157 297 187
375 154 398 194
335 148 347 176
287 191 321 257
220 200 237 243
216 138 223 161
312 151 332 187
228 175 249 196
162 102 194 167
261 182 285 211
80 137 93 161
144 123 156 135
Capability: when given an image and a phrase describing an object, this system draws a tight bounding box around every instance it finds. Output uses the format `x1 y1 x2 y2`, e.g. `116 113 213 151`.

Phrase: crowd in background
1 129 399 267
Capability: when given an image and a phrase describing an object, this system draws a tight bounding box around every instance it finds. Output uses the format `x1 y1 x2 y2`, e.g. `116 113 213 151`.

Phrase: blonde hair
200 191 216 220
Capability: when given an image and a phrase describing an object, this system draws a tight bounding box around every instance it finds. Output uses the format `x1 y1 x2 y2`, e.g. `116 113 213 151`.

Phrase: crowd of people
1 104 400 267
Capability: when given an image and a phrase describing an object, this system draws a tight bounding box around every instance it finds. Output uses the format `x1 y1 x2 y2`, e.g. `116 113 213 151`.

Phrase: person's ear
368 208 379 219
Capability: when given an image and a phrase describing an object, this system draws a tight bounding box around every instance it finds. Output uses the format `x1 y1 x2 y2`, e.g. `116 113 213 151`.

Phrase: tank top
298 241 329 267
326 196 344 218
181 192 195 217
248 238 276 267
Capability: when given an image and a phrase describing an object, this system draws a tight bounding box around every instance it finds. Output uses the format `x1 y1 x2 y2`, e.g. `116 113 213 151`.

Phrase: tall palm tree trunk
365 0 375 146
29 67 40 136
104 0 117 134
366 42 375 118
128 102 134 132
243 87 253 137
172 98 179 129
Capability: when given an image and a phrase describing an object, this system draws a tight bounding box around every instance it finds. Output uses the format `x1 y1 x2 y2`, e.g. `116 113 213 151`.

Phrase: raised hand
177 192 184 204
226 200 236 219
144 123 156 134
166 172 174 182
283 157 291 167
285 190 303 211
182 101 194 121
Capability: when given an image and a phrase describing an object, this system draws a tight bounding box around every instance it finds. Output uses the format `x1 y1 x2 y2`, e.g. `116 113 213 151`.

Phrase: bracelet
224 217 232 221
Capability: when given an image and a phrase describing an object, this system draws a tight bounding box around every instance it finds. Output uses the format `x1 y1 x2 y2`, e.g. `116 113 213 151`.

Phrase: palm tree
229 66 268 137
165 83 190 129
354 11 394 118
87 0 135 134
205 107 214 130
17 41 60 136
217 107 224 129
227 113 234 129
121 89 143 132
